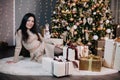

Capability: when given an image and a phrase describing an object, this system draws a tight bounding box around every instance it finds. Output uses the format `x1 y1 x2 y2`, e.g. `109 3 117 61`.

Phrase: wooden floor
0 46 120 80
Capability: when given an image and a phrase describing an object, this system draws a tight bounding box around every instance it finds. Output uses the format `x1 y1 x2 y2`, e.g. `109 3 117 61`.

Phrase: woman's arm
13 30 22 63
38 33 51 43
38 33 54 44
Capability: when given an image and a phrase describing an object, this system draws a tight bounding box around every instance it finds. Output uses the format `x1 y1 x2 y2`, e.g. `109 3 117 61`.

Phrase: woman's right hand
6 61 16 64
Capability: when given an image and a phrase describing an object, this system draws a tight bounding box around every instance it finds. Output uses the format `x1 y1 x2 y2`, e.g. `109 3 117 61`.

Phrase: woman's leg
44 43 55 58
54 46 63 56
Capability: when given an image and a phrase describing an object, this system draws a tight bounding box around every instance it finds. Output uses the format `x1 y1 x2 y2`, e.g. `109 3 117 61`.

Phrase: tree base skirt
0 57 118 76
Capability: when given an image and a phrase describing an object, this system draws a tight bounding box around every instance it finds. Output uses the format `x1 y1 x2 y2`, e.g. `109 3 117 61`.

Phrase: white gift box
63 46 78 61
103 39 115 68
42 57 54 73
52 61 73 77
113 42 120 70
49 38 63 45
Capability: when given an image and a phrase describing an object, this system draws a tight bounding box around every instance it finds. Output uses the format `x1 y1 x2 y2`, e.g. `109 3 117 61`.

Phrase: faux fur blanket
0 57 118 76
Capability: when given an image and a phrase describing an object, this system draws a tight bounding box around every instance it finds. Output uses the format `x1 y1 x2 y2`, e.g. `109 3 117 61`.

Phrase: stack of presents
41 38 120 77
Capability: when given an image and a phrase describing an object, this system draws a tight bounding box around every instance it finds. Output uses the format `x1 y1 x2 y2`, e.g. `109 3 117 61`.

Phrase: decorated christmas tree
51 0 114 54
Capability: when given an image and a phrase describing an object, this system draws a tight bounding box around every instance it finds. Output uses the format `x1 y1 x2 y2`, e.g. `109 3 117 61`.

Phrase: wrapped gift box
113 42 120 70
49 38 63 45
52 61 73 77
77 46 89 58
96 40 105 58
63 46 78 61
42 57 54 73
44 38 63 58
103 39 115 68
79 56 102 72
116 25 120 37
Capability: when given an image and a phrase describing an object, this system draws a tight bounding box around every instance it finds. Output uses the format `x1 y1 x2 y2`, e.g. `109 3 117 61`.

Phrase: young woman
7 13 62 63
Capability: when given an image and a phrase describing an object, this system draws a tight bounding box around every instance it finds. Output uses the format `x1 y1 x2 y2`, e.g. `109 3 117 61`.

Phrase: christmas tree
51 0 114 54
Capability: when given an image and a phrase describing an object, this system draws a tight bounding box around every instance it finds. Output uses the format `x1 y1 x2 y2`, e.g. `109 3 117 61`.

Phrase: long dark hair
17 13 41 42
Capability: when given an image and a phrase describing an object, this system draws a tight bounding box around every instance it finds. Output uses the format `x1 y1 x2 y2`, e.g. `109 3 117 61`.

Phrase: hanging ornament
106 20 110 24
79 20 83 24
93 35 98 40
69 18 74 22
96 3 100 7
91 7 95 10
93 0 97 3
70 27 75 37
62 20 67 27
76 38 83 45
106 29 111 33
54 26 58 28
117 25 120 28
87 17 93 24
100 24 104 28
72 8 77 14
92 27 96 30
83 18 87 25
73 25 77 29
66 9 70 14
85 27 89 40
93 12 96 15
61 0 65 4
67 2 71 6
74 31 77 35
100 20 103 24
82 28 85 33
73 0 78 3
72 3 76 6
61 10 65 13
87 42 92 46
75 22 79 26
83 2 87 7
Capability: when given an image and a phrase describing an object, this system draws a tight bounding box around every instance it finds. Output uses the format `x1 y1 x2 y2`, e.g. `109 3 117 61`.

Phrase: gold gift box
79 55 102 72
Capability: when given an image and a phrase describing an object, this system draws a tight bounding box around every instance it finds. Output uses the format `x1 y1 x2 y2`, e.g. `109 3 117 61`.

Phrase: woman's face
26 16 34 29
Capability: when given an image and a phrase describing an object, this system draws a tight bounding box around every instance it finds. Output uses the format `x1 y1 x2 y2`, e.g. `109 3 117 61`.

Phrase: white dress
14 29 55 62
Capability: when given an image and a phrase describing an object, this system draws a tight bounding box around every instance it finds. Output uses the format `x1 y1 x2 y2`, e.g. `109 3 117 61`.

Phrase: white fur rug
0 57 118 76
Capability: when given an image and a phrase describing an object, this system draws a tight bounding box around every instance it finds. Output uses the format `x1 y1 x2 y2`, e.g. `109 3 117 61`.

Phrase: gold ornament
73 0 78 3
74 31 77 35
79 20 83 24
70 18 74 22
70 27 75 37
81 0 89 2
96 3 100 7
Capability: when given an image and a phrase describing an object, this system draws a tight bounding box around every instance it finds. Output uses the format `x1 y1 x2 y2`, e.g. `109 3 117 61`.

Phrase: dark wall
0 0 14 45
15 0 57 30
0 0 57 45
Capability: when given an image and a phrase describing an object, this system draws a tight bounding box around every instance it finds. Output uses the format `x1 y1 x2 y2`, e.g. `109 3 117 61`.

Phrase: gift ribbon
88 58 92 71
111 42 117 68
66 45 79 68
65 62 69 75
66 46 78 61
53 57 62 62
